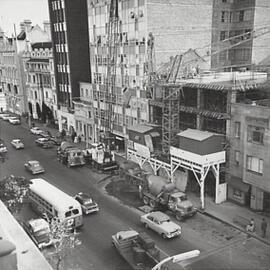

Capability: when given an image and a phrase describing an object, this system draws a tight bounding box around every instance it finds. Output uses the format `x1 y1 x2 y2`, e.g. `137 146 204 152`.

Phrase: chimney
43 21 51 39
23 19 32 33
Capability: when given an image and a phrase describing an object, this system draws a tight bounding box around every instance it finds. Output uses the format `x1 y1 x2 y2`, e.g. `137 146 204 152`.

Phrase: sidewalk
188 192 270 245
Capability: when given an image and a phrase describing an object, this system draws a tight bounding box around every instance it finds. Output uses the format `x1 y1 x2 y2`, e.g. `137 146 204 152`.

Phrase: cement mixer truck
140 175 197 220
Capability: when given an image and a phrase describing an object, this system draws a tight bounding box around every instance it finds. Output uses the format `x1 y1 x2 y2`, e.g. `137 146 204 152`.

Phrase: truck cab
168 192 197 220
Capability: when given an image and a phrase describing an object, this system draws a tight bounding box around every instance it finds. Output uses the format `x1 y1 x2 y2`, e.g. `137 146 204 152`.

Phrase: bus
28 178 83 229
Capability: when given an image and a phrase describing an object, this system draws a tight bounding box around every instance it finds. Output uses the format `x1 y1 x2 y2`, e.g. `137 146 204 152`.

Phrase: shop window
246 156 263 174
233 189 242 199
247 125 264 144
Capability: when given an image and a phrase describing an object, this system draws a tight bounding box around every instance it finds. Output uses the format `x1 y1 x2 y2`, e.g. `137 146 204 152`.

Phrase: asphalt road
1 120 270 270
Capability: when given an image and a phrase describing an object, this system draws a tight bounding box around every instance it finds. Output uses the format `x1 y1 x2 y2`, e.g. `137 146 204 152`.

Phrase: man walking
261 218 267 238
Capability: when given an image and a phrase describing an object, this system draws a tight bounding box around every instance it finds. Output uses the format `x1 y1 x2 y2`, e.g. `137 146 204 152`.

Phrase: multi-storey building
0 20 51 115
87 0 213 147
47 0 91 134
23 42 58 123
229 96 270 212
211 0 270 70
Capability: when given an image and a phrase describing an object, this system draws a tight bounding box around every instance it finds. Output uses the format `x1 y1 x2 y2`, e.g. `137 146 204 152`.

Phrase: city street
1 120 270 270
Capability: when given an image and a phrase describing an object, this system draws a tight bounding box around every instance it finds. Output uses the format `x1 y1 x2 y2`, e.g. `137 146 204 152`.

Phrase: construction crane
103 0 119 149
146 25 270 154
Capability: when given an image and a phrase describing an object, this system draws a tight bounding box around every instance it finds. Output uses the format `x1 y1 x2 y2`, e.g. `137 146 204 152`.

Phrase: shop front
227 176 250 205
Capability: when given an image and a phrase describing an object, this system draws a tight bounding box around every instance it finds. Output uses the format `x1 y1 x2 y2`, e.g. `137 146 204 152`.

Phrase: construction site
87 0 270 211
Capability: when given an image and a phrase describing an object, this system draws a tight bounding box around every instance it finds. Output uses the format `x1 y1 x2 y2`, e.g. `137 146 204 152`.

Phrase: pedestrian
261 218 267 238
246 218 255 233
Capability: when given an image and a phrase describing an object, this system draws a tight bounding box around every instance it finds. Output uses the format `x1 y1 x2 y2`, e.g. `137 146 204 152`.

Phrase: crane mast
104 0 119 147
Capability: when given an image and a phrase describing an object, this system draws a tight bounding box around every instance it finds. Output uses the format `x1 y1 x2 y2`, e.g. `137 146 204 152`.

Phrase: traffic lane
1 121 215 267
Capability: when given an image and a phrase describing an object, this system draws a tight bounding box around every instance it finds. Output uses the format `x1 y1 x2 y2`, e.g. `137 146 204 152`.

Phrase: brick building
0 20 51 116
229 97 270 211
211 0 270 70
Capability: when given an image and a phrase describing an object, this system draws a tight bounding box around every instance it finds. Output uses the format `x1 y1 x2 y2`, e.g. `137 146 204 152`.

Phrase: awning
227 176 250 193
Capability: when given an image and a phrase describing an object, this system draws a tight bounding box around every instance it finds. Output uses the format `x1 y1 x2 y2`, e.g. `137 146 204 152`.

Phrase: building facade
0 20 51 116
211 0 270 70
23 42 58 123
47 0 91 133
87 0 213 145
230 99 270 212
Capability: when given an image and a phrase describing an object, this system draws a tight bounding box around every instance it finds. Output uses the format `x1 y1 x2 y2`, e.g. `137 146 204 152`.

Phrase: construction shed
177 129 225 155
127 124 162 151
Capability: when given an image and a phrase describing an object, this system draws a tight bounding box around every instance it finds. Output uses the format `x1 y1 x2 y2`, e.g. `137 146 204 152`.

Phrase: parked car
35 137 54 149
74 192 99 215
30 127 43 135
11 139 24 149
8 117 21 125
20 218 52 249
49 136 62 146
39 130 52 139
140 211 181 239
1 114 12 121
24 160 45 174
0 141 7 153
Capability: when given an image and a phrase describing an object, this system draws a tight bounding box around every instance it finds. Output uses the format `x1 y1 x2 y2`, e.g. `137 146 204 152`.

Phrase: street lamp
151 250 200 270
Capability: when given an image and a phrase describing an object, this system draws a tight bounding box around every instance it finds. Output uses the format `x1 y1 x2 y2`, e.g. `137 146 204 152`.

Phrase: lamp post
151 250 200 270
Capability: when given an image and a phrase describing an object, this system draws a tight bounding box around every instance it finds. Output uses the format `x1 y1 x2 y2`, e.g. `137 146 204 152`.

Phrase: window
220 31 226 41
239 10 244 22
247 125 264 144
235 150 240 166
233 189 242 198
246 156 263 174
34 91 37 99
222 0 227 2
221 11 226 22
234 122 241 138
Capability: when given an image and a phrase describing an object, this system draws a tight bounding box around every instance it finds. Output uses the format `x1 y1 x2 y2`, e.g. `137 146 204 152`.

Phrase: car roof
28 160 40 165
12 139 21 142
32 127 41 130
76 192 91 199
148 211 170 221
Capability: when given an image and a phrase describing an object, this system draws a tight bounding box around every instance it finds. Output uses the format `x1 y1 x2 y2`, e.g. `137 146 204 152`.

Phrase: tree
45 216 81 270
0 175 31 214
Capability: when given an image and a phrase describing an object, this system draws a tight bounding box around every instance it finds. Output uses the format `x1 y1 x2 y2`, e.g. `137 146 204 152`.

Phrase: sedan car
35 137 54 149
140 211 181 239
24 160 45 174
1 114 12 121
9 117 21 125
11 139 24 149
0 142 7 153
39 130 52 138
74 192 99 215
30 127 43 135
20 218 52 249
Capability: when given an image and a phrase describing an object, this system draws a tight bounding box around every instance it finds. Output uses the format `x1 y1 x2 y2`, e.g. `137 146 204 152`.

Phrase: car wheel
144 223 149 229
149 199 156 208
143 196 149 205
176 214 183 221
161 233 167 239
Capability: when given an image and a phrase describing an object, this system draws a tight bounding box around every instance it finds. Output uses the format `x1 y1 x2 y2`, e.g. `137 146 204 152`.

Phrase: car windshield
34 228 50 236
83 199 94 206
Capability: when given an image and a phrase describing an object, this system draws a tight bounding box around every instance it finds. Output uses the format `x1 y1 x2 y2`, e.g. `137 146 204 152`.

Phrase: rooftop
177 129 220 141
